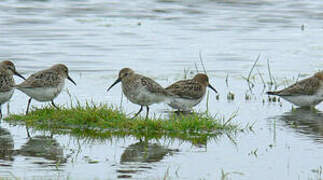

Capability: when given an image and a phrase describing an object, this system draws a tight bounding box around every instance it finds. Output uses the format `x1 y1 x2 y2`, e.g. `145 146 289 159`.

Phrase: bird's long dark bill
67 76 77 86
208 84 218 93
107 78 121 92
14 71 26 80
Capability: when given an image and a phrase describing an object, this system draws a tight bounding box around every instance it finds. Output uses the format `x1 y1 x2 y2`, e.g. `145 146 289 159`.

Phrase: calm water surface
0 0 323 179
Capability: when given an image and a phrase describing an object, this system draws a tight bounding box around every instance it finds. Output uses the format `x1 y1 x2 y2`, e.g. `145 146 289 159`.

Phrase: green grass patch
4 103 240 144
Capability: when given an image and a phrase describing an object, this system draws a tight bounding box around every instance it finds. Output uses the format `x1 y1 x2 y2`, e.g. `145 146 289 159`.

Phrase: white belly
18 82 65 102
168 97 203 111
282 95 323 107
0 89 14 105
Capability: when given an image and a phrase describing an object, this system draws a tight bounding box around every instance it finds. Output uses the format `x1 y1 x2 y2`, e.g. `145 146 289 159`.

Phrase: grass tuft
4 103 240 145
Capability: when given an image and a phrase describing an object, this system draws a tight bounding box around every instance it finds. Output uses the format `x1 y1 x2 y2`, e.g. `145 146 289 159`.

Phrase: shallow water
0 0 323 179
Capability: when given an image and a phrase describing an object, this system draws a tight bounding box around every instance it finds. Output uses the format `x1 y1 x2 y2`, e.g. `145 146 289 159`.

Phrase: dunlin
165 73 217 111
16 64 76 114
107 68 171 119
0 60 25 119
267 71 323 107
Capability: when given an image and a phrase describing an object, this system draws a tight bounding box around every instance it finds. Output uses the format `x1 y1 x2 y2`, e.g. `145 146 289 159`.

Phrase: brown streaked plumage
107 68 172 119
0 60 25 119
16 64 76 114
267 71 323 107
166 73 217 111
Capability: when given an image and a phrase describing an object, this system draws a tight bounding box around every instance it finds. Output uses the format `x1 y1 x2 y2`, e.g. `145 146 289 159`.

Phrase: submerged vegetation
4 103 240 145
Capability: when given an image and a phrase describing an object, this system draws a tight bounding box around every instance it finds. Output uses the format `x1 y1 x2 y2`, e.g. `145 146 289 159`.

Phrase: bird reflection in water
0 128 14 161
278 107 323 142
18 135 66 165
117 140 178 178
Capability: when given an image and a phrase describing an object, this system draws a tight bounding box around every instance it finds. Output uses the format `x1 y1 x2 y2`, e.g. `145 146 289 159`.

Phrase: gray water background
0 0 323 179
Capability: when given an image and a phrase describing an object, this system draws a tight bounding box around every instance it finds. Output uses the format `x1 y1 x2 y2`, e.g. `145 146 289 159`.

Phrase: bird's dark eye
124 72 128 76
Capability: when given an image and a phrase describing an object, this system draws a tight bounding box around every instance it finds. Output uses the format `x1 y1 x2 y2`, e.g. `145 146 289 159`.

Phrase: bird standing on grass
16 64 76 114
107 68 172 119
0 60 25 119
165 73 217 112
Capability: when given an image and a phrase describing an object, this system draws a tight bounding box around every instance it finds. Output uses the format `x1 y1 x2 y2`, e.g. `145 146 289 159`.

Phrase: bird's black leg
132 105 143 119
145 106 150 120
51 100 59 110
26 98 32 115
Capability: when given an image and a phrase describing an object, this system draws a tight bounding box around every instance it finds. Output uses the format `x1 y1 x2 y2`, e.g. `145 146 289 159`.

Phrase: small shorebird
16 64 76 114
107 68 171 119
267 71 323 107
0 60 25 119
165 73 217 111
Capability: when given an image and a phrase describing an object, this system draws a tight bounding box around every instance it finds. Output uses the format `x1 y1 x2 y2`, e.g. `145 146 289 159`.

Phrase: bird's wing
140 76 170 96
0 71 14 92
17 70 60 88
166 79 204 99
274 76 321 96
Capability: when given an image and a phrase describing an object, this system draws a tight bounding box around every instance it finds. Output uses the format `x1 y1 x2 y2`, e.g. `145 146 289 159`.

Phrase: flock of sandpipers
0 60 323 120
